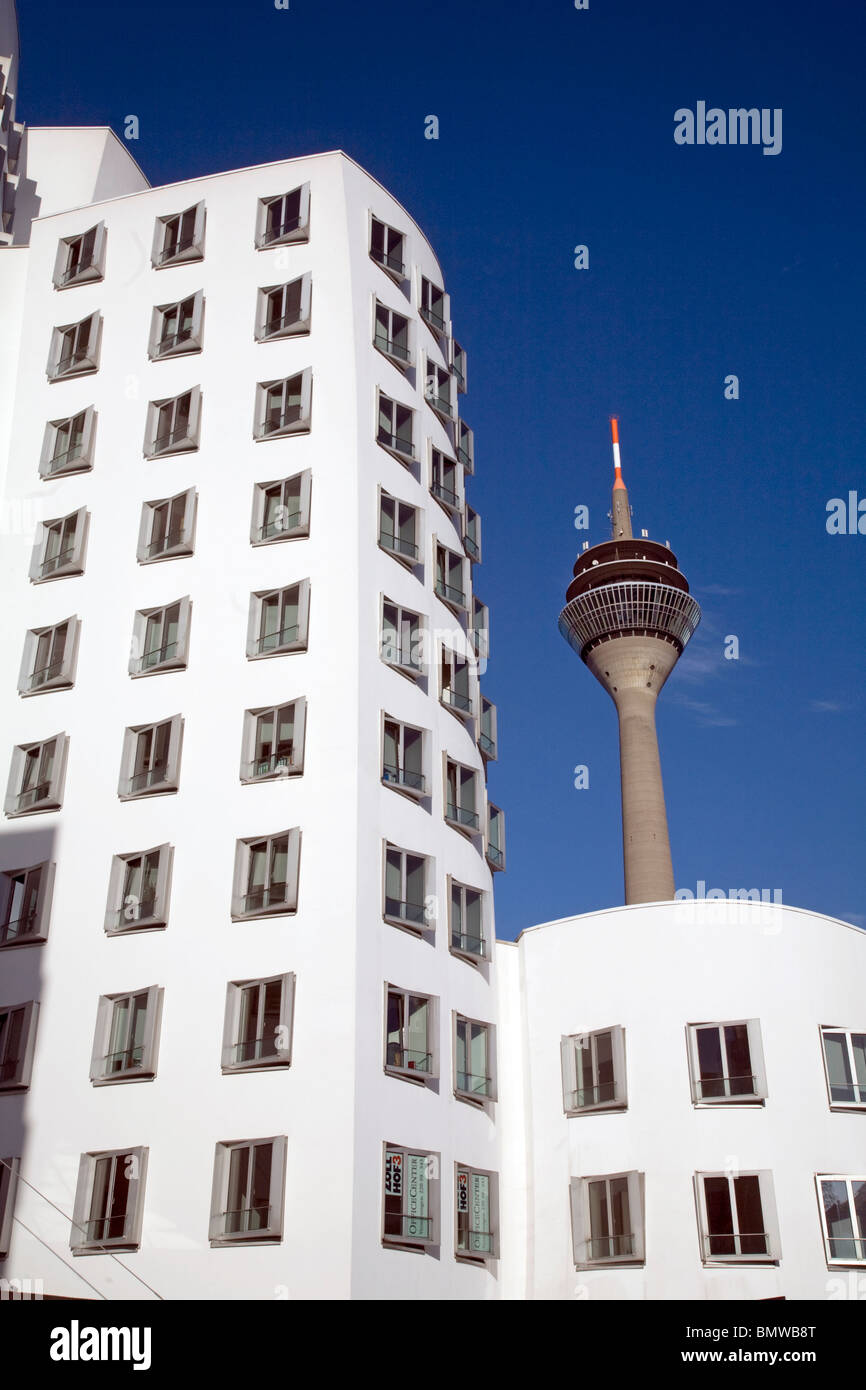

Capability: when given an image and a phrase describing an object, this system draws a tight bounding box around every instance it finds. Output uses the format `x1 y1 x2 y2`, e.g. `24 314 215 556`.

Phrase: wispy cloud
698 583 744 597
669 694 739 727
808 699 845 714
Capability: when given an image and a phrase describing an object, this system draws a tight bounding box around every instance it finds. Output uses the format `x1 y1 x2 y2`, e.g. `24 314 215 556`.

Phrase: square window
148 292 204 359
382 715 427 800
255 185 310 249
430 448 462 517
0 1156 20 1259
240 699 306 782
451 340 467 393
379 489 420 568
561 1027 627 1114
152 202 205 267
53 223 106 289
104 843 173 934
30 507 88 583
90 987 163 1084
444 758 479 834
383 1145 439 1248
456 1164 498 1260
137 488 197 564
434 542 467 612
571 1172 645 1268
449 879 487 962
210 1137 287 1245
144 388 201 457
222 976 295 1072
454 1013 496 1102
816 1175 866 1266
39 408 96 479
373 299 412 368
440 646 475 722
4 735 69 817
246 581 310 658
820 1027 866 1110
118 717 183 800
686 1019 766 1104
385 985 437 1081
47 313 101 380
0 861 55 947
256 275 311 340
419 276 449 336
424 357 455 422
251 471 311 545
71 1148 148 1253
463 504 481 564
456 419 474 474
377 391 415 463
129 597 191 677
0 1000 39 1090
254 371 312 439
486 802 505 871
231 829 301 920
479 697 497 762
383 842 432 936
370 217 406 281
380 599 425 681
695 1170 779 1264
18 616 80 695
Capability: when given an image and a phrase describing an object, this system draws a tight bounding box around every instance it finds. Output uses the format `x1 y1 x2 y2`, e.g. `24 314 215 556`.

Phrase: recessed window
434 542 467 612
384 842 431 934
144 388 201 458
256 184 310 248
820 1027 866 1110
118 717 183 800
381 599 424 680
449 879 486 962
254 371 312 439
570 1172 645 1268
686 1019 766 1105
382 716 426 799
39 407 96 478
129 598 191 677
816 1175 866 1266
385 985 437 1081
247 581 310 658
419 276 448 335
104 844 173 934
251 471 311 545
370 217 406 281
240 699 306 782
71 1148 148 1253
152 202 205 267
90 987 163 1085
377 391 415 463
148 292 204 359
464 504 481 563
210 1137 287 1245
379 490 420 568
456 1165 498 1260
451 340 467 393
479 697 497 761
424 358 454 422
53 223 106 288
383 1145 438 1248
231 829 301 920
430 448 461 516
471 595 489 667
445 759 479 834
4 735 69 817
137 488 197 564
47 312 101 380
440 647 474 721
0 861 55 948
0 1000 39 1090
30 506 88 583
561 1027 627 1115
454 1013 496 1102
694 1170 779 1264
18 617 80 695
457 419 474 474
0 1156 20 1259
374 299 412 368
222 976 295 1073
256 275 311 340
486 802 505 871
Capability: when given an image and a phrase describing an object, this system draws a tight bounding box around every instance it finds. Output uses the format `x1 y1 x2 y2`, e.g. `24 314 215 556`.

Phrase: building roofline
25 124 151 189
500 898 866 944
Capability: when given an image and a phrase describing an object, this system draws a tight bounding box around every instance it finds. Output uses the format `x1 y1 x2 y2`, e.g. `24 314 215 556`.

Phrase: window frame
89 986 163 1085
423 355 455 424
450 339 467 394
457 419 475 474
384 983 438 1083
378 488 421 570
151 202 206 268
479 697 497 762
255 273 312 341
463 503 482 564
222 974 295 1074
685 1018 767 1106
254 369 312 440
0 1156 20 1259
439 644 476 724
246 580 311 659
382 1143 440 1249
148 290 204 360
448 877 488 963
18 615 81 695
104 843 173 935
46 312 102 381
434 539 468 613
369 214 407 283
383 841 433 938
39 407 97 479
373 296 413 370
694 1169 780 1266
30 506 89 583
815 1173 866 1268
230 828 302 921
255 184 310 249
470 595 490 667
70 1147 148 1254
209 1136 288 1247
561 1026 627 1115
250 471 312 546
453 1011 497 1103
137 487 197 564
444 756 480 835
0 860 55 948
455 1163 499 1261
820 1026 866 1111
376 389 416 465
240 698 307 783
0 999 39 1091
486 801 506 871
129 596 192 677
117 717 184 801
381 713 427 802
4 734 69 817
380 598 425 682
52 222 106 289
419 275 449 338
143 386 202 458
430 446 463 519
570 1171 646 1269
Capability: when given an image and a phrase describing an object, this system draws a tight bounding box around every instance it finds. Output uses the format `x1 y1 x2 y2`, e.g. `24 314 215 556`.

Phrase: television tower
559 420 701 904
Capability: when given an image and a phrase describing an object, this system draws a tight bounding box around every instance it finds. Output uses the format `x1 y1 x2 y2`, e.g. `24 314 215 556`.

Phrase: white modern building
0 0 863 1301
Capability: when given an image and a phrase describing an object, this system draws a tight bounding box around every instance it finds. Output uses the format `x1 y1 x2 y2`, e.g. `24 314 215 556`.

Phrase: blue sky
16 0 866 938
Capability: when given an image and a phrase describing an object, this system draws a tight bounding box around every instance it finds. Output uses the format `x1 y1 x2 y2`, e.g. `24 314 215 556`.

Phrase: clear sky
15 0 866 938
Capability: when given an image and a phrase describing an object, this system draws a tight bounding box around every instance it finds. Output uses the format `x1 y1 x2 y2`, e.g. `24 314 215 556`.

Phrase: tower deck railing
559 580 701 658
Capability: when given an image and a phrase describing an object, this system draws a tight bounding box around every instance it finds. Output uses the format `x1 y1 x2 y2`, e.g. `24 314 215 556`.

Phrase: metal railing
705 1231 769 1258
256 623 300 654
248 749 296 779
589 1234 635 1259
452 365 466 391
261 214 303 244
447 803 479 830
386 1046 432 1073
382 763 425 793
16 782 51 810
384 1214 433 1239
377 427 414 459
221 1205 272 1234
831 1083 866 1104
382 644 422 672
697 1074 757 1100
0 911 37 945
136 641 179 672
443 686 472 714
457 1070 493 1097
420 304 446 331
379 529 418 561
259 511 302 540
384 896 425 926
159 235 197 263
150 423 192 454
242 884 289 913
458 1230 494 1255
53 347 92 376
262 309 303 337
155 327 194 354
371 246 405 276
40 546 75 577
127 764 169 794
431 480 459 507
109 897 157 929
47 442 86 473
428 394 453 418
60 256 96 284
487 843 504 868
435 579 465 607
231 1037 280 1064
464 534 480 561
374 332 410 362
478 731 496 757
560 580 702 657
257 405 303 438
451 930 485 958
457 442 472 469
83 1216 128 1241
828 1235 866 1259
103 1046 144 1074
146 529 185 558
28 660 65 689
571 1082 617 1109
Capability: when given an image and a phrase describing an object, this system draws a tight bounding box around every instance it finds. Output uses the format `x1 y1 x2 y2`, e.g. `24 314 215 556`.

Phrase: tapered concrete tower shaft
559 420 701 904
